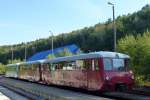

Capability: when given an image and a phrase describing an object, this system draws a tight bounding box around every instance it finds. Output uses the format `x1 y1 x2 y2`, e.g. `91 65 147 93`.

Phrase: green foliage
8 59 22 64
118 31 150 82
47 48 76 59
0 63 6 74
47 54 55 59
135 75 145 86
142 81 150 86
55 48 73 57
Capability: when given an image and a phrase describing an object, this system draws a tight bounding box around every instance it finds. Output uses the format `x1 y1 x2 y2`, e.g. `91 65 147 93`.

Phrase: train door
39 64 42 81
16 65 19 78
87 59 102 90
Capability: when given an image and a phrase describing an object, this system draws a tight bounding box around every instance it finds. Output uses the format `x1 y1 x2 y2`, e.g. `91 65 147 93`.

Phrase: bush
0 63 6 74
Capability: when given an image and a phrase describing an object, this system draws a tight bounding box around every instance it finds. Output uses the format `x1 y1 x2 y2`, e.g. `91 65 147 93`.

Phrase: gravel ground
0 86 29 100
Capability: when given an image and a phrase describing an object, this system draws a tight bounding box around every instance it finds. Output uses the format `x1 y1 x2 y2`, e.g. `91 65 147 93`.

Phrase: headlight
129 70 133 74
131 75 134 79
106 76 110 81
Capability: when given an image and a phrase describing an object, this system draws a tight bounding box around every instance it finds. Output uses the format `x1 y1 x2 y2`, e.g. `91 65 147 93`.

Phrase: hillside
0 4 150 64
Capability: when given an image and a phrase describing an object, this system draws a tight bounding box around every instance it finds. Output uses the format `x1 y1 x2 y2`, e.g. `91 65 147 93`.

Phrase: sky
0 0 149 46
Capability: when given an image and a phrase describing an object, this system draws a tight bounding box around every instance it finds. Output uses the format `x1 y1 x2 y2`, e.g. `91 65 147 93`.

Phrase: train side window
90 59 99 71
31 64 36 70
103 58 112 71
94 59 99 70
62 62 67 70
51 63 57 71
58 62 65 70
47 63 51 71
92 60 95 70
43 64 50 71
49 64 52 70
66 61 75 70
84 59 92 70
71 61 76 70
62 61 76 70
76 60 84 70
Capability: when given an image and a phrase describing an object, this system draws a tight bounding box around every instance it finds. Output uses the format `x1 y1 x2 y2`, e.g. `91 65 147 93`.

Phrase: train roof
43 51 130 63
7 63 20 67
6 51 130 66
7 60 44 66
19 60 44 65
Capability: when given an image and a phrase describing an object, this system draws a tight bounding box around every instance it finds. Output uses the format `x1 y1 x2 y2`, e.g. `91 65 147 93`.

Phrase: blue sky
0 0 149 46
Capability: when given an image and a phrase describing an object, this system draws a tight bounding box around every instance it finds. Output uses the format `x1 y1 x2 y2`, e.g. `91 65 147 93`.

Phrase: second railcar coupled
5 51 134 92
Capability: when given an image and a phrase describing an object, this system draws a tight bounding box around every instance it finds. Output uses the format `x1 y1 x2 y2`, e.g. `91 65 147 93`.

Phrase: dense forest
0 5 149 83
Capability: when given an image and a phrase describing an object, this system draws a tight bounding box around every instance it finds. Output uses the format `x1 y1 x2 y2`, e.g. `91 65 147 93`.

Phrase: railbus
6 51 134 92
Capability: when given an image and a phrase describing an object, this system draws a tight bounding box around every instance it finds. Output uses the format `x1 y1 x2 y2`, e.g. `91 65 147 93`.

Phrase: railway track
103 92 150 100
130 86 150 96
0 76 149 100
0 85 29 100
0 77 111 100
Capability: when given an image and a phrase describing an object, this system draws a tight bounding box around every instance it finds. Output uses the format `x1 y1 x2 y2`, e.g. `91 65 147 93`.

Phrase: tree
117 31 150 82
8 59 22 64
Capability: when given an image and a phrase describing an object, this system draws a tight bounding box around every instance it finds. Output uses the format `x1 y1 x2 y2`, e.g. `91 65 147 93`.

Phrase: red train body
6 51 134 92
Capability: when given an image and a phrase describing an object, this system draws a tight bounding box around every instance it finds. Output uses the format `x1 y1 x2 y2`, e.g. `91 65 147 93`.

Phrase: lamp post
108 2 117 52
24 43 27 62
49 31 54 57
11 46 14 63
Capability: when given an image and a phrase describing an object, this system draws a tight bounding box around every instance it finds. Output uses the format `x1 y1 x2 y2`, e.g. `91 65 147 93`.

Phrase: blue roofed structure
27 44 81 61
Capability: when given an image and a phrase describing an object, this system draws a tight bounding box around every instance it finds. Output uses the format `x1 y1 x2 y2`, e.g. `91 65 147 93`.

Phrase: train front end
102 53 134 92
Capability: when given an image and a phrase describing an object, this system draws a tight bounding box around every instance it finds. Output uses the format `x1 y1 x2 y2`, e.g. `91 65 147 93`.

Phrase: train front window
113 59 125 71
104 58 112 71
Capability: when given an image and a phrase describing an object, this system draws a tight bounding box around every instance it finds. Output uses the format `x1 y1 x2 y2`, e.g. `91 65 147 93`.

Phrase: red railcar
7 51 134 92
41 51 134 92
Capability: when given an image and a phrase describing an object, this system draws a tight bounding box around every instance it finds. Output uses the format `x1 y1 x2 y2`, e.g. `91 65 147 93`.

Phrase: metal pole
112 5 116 52
49 31 54 57
108 2 117 52
61 33 64 46
11 46 14 63
25 43 27 61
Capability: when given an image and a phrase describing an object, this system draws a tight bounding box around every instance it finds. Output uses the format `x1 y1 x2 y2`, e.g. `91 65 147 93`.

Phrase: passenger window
50 63 55 71
68 62 75 70
42 64 50 71
104 58 112 71
84 59 92 70
92 60 95 70
58 62 64 70
47 63 51 71
76 60 84 70
94 59 99 70
52 64 59 70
